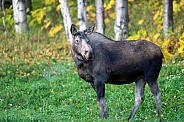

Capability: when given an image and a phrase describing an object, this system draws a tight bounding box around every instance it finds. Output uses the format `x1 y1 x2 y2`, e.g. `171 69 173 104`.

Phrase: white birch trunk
78 0 87 31
95 0 104 34
12 0 29 33
59 0 73 44
114 0 129 40
163 0 173 38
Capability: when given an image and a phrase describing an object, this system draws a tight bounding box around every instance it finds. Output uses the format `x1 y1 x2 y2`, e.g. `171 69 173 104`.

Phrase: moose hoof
99 112 109 119
127 113 134 121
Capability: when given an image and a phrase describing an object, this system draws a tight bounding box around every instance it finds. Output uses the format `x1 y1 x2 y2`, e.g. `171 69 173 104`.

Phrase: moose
70 24 163 120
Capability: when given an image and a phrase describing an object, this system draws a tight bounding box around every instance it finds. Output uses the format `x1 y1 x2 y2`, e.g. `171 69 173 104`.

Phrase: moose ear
84 24 95 35
70 24 78 35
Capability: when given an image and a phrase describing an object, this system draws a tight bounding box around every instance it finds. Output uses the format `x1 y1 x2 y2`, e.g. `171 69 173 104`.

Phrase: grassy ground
0 59 183 121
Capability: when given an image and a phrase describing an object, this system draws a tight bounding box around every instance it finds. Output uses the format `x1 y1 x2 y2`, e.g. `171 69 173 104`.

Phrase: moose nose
84 50 92 60
85 50 89 55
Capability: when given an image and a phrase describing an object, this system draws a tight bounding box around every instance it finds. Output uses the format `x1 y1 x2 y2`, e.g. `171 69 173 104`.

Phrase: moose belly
107 72 143 85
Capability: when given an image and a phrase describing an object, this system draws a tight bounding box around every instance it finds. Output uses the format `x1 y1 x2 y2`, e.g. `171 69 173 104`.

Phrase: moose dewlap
70 24 163 120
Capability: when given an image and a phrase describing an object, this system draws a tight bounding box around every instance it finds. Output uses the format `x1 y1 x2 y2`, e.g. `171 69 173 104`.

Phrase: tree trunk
95 0 104 34
114 0 129 40
163 0 173 38
59 0 73 44
78 0 87 31
12 0 29 33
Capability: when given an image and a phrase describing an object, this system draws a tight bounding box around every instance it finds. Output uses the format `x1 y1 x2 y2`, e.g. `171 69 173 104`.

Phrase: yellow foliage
180 0 184 5
157 24 163 30
162 39 170 47
162 39 173 59
127 35 139 40
153 11 161 21
138 19 144 25
178 46 183 54
162 48 173 60
49 24 63 37
31 8 46 24
177 33 184 54
180 32 184 39
153 33 160 40
45 0 57 5
105 18 110 24
173 0 184 12
159 33 184 59
108 13 115 19
44 21 51 29
37 17 43 24
91 13 95 18
56 4 60 11
87 5 94 12
173 1 180 12
105 0 115 11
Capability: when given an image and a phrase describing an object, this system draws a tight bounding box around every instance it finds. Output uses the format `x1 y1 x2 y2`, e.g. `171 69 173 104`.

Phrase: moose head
70 24 95 60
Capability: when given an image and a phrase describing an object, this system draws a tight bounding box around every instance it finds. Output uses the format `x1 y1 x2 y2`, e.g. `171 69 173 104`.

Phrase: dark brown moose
70 24 163 120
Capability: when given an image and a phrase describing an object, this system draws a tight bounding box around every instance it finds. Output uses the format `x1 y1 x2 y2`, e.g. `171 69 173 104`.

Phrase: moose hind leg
128 78 146 120
147 80 161 117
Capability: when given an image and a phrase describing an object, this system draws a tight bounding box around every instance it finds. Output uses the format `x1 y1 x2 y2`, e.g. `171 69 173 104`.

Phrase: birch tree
95 0 104 34
114 0 129 40
59 0 73 44
12 0 29 33
163 0 173 38
78 0 87 31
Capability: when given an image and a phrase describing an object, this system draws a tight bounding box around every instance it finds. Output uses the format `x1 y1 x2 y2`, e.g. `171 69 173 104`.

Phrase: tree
163 0 173 38
12 0 29 33
95 0 104 34
114 0 129 40
59 0 73 44
78 0 87 31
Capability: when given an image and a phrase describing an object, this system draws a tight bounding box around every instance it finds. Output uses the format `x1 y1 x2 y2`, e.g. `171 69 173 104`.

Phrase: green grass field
0 59 183 122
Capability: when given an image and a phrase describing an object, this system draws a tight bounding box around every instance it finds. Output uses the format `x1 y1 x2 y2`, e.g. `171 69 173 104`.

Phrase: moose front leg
94 81 109 119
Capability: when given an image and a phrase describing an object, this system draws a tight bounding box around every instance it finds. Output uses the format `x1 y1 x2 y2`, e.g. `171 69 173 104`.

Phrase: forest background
0 0 184 62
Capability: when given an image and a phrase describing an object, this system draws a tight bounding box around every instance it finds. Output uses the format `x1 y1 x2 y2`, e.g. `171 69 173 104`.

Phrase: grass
0 59 184 122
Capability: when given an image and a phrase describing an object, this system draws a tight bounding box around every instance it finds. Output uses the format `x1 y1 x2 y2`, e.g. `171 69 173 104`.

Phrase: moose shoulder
70 24 163 120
